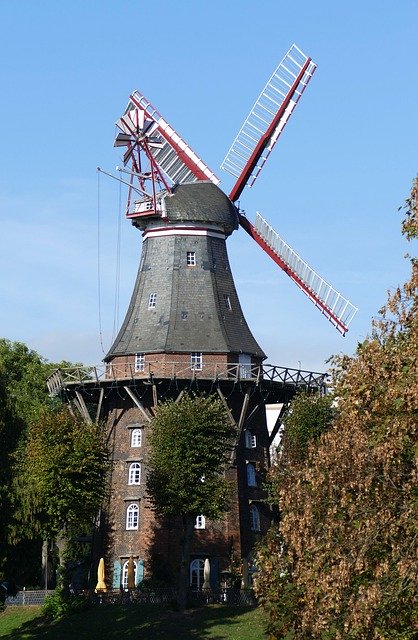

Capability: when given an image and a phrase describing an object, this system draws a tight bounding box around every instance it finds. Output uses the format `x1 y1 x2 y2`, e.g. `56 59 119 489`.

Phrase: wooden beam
175 390 185 404
152 384 158 409
75 391 92 424
95 387 104 424
216 388 238 428
123 386 152 423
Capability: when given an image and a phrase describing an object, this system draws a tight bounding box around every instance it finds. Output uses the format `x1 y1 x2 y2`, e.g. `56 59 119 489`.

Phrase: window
247 463 256 487
126 503 139 530
122 559 137 590
250 505 260 532
223 294 232 310
195 515 206 529
239 353 252 379
191 352 203 371
134 353 145 372
190 559 205 591
148 293 157 309
244 430 257 449
131 428 142 448
186 251 196 266
128 462 141 485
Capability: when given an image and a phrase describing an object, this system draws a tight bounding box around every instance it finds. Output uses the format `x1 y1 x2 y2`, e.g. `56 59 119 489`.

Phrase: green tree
0 339 56 584
17 407 108 540
0 339 104 589
256 178 418 639
146 393 236 609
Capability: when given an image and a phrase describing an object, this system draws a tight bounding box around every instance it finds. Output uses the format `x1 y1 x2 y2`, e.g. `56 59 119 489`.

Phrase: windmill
112 43 357 338
49 45 348 593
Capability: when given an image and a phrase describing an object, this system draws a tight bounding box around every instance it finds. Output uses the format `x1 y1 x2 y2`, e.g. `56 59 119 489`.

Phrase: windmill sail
222 44 316 202
116 91 220 186
239 212 357 335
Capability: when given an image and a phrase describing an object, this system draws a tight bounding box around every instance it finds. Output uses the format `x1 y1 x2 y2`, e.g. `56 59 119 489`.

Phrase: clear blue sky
1 0 417 373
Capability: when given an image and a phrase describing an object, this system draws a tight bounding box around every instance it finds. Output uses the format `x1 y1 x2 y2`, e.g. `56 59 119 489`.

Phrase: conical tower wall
106 183 266 371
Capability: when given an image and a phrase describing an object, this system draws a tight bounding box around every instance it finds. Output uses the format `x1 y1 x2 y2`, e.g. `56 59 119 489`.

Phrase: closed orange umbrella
95 557 107 592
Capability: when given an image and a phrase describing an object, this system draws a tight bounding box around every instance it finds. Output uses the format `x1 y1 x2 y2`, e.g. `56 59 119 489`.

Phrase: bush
42 591 89 619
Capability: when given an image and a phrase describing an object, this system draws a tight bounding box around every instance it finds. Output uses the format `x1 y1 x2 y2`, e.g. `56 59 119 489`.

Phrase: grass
0 607 43 635
0 604 267 639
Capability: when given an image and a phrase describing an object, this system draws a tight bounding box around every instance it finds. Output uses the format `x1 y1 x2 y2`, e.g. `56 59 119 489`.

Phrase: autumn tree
256 178 418 639
146 393 236 609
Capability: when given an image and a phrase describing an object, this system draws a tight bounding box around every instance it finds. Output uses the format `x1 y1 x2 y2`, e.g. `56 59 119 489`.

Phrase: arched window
190 559 205 591
247 463 256 487
122 559 137 590
131 428 142 448
250 504 260 532
244 430 257 449
126 503 139 530
128 462 141 485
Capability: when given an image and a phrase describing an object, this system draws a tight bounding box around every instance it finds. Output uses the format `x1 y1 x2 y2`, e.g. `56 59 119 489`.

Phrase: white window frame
250 504 260 532
190 559 205 591
244 430 257 449
122 559 137 590
191 352 203 371
131 428 142 448
128 462 141 485
148 293 157 309
194 515 206 529
134 353 145 372
247 463 256 487
126 503 139 530
186 251 196 266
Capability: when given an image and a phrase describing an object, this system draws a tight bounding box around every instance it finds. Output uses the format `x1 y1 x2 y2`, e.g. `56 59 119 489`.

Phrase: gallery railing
47 360 327 396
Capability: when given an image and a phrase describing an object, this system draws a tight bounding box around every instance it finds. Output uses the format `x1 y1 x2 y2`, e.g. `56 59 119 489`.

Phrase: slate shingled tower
105 182 265 367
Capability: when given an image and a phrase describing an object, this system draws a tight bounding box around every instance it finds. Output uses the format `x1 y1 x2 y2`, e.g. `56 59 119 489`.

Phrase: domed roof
162 182 239 236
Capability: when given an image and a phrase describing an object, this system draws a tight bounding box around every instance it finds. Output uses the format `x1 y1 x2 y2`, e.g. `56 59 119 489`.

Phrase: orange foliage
256 178 418 639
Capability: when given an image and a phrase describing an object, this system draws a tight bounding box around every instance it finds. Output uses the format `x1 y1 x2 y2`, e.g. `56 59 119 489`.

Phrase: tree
255 178 418 639
0 339 105 589
146 393 236 609
0 339 56 584
17 407 108 540
257 391 335 637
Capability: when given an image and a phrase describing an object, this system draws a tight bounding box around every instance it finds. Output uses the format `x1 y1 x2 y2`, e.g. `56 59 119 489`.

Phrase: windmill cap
162 182 239 236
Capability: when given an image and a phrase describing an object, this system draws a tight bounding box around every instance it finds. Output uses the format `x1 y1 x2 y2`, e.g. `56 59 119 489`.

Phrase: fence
5 590 55 606
6 587 256 608
90 588 256 607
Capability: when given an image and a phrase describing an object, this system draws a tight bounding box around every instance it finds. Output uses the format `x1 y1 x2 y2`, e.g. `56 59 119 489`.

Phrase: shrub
42 591 89 619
